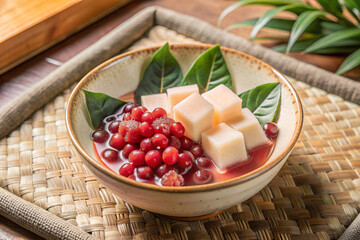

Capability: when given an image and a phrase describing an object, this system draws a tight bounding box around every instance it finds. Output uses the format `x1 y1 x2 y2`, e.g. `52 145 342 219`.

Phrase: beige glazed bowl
66 43 303 218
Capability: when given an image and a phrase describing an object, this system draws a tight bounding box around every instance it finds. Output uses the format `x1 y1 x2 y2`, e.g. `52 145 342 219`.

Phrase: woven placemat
1 7 360 240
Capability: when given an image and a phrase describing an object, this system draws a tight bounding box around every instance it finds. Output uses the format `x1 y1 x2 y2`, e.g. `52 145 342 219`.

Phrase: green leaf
217 0 302 27
343 0 360 23
304 28 360 52
181 45 233 93
337 48 360 74
225 18 294 32
320 21 348 34
136 43 183 104
239 83 281 125
316 0 343 18
83 90 127 129
286 10 326 52
249 3 322 39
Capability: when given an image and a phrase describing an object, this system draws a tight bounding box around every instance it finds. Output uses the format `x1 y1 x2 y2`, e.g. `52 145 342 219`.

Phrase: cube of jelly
202 84 242 124
141 93 170 113
201 123 247 170
167 84 199 109
227 108 269 150
173 92 214 142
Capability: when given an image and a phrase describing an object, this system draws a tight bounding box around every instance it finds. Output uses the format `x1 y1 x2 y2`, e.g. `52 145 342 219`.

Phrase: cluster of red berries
91 103 207 186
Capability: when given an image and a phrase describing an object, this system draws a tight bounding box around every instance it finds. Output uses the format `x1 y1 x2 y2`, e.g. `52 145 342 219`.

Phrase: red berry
118 125 128 137
139 106 148 112
193 170 212 184
141 112 155 123
162 147 179 165
263 122 279 138
156 164 176 177
123 112 132 120
190 144 203 158
169 136 181 149
195 157 211 168
131 107 145 121
139 122 154 137
122 143 137 158
108 121 120 133
101 149 119 163
180 136 194 150
124 128 142 143
119 163 135 177
140 138 155 152
105 116 116 122
152 107 167 118
152 133 169 148
137 166 154 179
91 130 109 143
178 152 193 169
109 133 126 150
129 150 146 166
128 174 136 180
124 103 139 113
161 170 184 186
153 124 171 137
145 150 162 168
170 122 185 138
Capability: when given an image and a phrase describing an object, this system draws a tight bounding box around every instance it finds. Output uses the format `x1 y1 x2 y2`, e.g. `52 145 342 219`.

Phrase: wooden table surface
0 0 359 239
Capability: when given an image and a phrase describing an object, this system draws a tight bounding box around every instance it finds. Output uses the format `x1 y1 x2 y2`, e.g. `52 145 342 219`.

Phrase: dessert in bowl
66 43 303 218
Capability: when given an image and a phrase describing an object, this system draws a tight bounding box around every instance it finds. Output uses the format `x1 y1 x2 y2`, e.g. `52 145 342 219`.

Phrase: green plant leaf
181 45 233 93
249 3 321 39
239 83 281 125
136 43 183 104
320 21 348 34
225 18 294 32
83 90 127 129
286 10 326 52
343 0 360 23
316 0 343 18
304 28 360 52
336 48 360 74
217 0 302 27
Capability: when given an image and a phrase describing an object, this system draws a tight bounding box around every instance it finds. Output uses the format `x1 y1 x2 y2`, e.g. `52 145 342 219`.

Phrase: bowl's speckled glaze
66 43 303 218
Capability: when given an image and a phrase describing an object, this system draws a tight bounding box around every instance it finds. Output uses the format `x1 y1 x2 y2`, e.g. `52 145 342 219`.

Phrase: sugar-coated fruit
201 123 247 170
101 149 119 163
118 125 128 137
162 147 179 165
109 133 126 150
173 92 214 142
169 136 181 149
91 130 109 143
128 150 146 166
161 170 184 186
137 166 154 179
119 163 135 177
123 112 132 121
145 150 162 168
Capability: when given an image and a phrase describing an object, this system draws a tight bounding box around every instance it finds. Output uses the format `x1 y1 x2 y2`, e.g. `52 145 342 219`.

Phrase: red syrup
92 103 276 186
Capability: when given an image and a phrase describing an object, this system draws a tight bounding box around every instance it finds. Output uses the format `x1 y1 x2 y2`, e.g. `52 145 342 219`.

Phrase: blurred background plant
218 0 360 75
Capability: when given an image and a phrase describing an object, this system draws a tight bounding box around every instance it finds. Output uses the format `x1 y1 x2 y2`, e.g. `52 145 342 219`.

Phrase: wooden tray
0 0 131 75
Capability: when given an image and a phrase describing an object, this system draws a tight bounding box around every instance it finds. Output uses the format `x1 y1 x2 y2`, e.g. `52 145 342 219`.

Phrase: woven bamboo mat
1 26 360 240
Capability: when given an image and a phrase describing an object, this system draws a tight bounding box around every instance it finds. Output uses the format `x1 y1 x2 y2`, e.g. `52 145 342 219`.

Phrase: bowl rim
66 43 303 193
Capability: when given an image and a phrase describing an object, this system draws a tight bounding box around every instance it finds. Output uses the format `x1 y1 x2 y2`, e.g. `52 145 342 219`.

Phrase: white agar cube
173 92 214 142
167 84 199 109
227 108 269 150
201 123 247 170
141 93 170 113
202 84 242 124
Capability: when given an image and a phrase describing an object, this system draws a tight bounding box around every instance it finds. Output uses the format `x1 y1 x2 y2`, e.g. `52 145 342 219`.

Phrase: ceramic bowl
66 43 303 218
